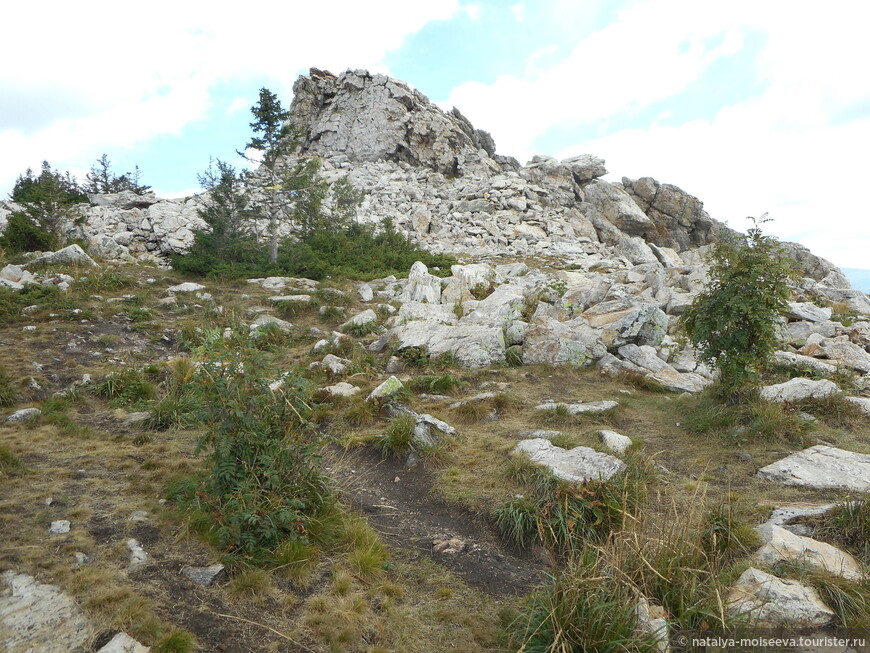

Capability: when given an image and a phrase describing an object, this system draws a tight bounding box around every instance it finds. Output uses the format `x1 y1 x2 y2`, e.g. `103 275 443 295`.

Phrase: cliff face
290 69 498 176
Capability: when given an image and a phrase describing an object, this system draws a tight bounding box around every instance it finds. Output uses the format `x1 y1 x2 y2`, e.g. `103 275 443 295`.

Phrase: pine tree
84 154 151 194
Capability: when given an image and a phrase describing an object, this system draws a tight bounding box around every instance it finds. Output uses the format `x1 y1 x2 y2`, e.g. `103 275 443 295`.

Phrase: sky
2 0 869 271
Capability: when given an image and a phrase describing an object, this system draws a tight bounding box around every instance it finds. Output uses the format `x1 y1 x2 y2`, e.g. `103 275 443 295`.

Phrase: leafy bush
0 212 53 253
682 217 793 399
184 348 331 559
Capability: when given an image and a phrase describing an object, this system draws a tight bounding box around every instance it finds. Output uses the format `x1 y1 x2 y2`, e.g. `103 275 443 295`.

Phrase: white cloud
444 0 870 269
463 3 483 20
511 4 525 22
0 0 460 193
226 97 250 117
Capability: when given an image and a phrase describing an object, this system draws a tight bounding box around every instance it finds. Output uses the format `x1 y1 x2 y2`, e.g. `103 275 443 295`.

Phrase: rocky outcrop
290 68 496 176
757 445 870 492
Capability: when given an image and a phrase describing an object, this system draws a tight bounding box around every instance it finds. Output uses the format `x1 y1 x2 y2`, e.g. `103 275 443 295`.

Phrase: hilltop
1 68 870 652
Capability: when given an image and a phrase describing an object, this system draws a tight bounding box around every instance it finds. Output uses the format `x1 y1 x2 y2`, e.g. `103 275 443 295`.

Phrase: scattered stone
432 536 467 554
270 294 311 305
385 355 403 373
517 429 562 439
6 407 42 423
788 302 833 322
754 525 864 581
773 351 838 376
634 597 670 653
165 282 206 294
358 284 374 302
249 314 293 332
96 632 150 653
127 511 149 523
27 244 99 268
49 520 70 534
126 539 148 570
599 430 632 454
511 438 626 483
319 354 351 376
757 445 870 491
0 571 92 652
366 376 404 403
182 564 226 587
342 309 378 330
322 382 361 398
533 400 619 415
726 567 835 629
759 378 839 403
74 552 92 565
845 396 870 415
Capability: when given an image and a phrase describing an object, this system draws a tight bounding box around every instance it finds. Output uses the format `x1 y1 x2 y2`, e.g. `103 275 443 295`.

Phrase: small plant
0 445 24 478
376 413 416 456
410 374 466 395
342 320 380 337
94 367 156 405
469 281 494 300
128 306 153 323
145 396 198 430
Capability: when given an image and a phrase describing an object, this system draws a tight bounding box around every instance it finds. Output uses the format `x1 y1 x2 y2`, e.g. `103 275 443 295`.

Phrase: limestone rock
182 564 226 587
49 520 70 534
773 351 838 376
511 438 626 483
342 309 378 330
26 244 99 268
818 337 870 373
320 354 351 376
789 302 833 322
599 430 632 455
758 445 870 491
634 597 670 653
126 538 148 571
0 571 92 652
367 376 404 403
845 396 870 415
522 316 606 367
323 382 361 398
249 315 293 332
533 400 619 415
166 282 206 294
97 632 151 652
583 180 652 237
760 378 839 403
727 567 835 629
754 525 863 581
6 407 41 423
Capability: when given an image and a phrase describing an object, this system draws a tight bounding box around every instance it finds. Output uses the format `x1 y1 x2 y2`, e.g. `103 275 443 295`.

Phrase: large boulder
511 438 626 483
522 316 606 367
754 525 864 581
290 69 496 175
757 445 870 492
726 567 835 629
759 378 839 403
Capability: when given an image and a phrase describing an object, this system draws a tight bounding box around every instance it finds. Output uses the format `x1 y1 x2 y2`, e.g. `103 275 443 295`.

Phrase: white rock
249 314 293 332
533 400 619 415
511 438 626 483
758 445 870 491
166 282 206 294
773 351 838 375
97 632 151 653
358 284 374 302
726 567 835 629
599 430 632 455
27 244 99 268
366 376 404 403
0 571 92 652
49 520 70 534
181 564 225 587
126 538 148 570
788 302 833 323
342 309 378 329
760 378 839 403
754 525 864 581
320 354 351 376
634 597 670 653
323 382 361 398
6 408 42 423
845 396 870 415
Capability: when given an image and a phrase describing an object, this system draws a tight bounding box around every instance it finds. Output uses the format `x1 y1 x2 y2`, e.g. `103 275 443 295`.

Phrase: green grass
376 413 416 457
409 374 466 395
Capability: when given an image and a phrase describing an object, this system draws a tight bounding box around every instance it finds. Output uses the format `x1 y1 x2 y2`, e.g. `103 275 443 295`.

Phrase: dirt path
333 447 547 596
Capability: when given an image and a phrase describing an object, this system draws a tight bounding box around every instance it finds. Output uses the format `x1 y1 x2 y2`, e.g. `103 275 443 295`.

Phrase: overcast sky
2 0 868 270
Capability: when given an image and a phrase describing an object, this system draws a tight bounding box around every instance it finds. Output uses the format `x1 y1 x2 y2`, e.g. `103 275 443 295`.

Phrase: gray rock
511 438 626 483
166 282 206 294
0 571 92 652
27 244 99 268
366 376 404 403
754 525 863 581
727 567 835 629
760 378 839 403
819 337 870 373
182 564 226 587
342 309 378 329
323 382 361 398
773 351 837 376
96 632 150 652
522 316 606 367
599 430 632 454
845 396 870 415
249 314 293 332
358 284 374 302
49 520 70 534
758 445 870 491
788 302 833 322
126 538 148 570
634 597 670 653
533 400 619 415
6 407 41 423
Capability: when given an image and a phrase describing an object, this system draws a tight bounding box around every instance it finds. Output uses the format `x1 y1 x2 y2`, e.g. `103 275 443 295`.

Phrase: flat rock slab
182 564 226 587
760 378 839 403
166 282 206 294
757 445 870 492
511 438 626 483
0 571 92 652
97 632 150 652
754 525 864 581
6 408 42 423
533 400 619 415
727 567 835 629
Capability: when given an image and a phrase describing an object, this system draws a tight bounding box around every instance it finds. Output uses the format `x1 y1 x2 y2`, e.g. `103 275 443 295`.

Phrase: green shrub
94 368 156 405
409 374 466 395
0 212 53 253
376 413 416 457
682 217 793 399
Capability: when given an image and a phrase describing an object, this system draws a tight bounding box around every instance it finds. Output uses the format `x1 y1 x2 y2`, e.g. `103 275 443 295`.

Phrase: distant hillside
844 268 870 292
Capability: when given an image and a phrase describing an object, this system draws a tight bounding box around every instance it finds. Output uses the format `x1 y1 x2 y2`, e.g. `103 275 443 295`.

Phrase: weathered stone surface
533 400 619 415
387 320 505 368
249 314 293 332
760 378 839 403
319 354 351 376
49 520 70 534
27 244 99 268
126 538 148 570
788 302 833 322
96 632 150 652
758 445 870 491
584 180 652 237
522 316 605 367
342 309 378 329
0 571 92 652
845 396 870 415
166 282 206 294
511 438 626 483
754 525 864 581
727 567 835 629
599 430 632 454
773 351 838 376
323 382 361 398
818 337 870 373
6 407 42 423
367 376 404 403
634 597 670 653
182 564 226 587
